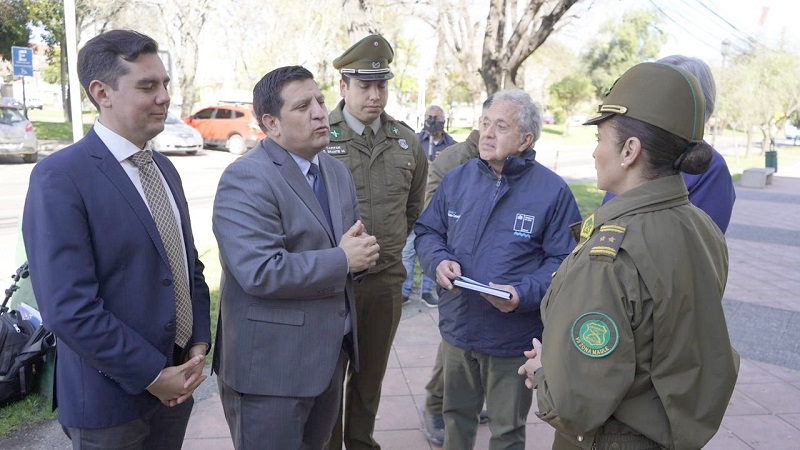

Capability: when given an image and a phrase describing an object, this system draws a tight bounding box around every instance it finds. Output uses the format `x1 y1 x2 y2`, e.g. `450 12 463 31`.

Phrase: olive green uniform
326 100 428 449
534 175 739 450
422 129 479 416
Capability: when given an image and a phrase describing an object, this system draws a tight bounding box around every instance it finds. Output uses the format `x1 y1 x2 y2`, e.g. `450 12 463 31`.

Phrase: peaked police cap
333 34 395 81
584 62 705 143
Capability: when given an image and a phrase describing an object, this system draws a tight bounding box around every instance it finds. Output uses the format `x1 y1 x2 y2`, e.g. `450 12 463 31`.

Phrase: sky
560 0 800 64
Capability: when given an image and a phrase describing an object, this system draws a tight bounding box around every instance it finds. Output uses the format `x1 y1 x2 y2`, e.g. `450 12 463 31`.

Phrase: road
0 147 238 282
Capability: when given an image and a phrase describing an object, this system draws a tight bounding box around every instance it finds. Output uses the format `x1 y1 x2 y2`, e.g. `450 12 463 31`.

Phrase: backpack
0 262 56 407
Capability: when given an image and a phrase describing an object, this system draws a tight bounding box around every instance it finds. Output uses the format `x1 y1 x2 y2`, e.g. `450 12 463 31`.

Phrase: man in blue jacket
415 88 581 449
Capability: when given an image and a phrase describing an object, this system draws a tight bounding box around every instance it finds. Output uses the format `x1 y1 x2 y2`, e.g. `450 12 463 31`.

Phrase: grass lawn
0 393 56 437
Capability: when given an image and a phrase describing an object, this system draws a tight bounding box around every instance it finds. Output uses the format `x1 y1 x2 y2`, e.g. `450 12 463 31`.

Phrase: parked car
0 106 38 163
183 103 265 155
150 112 203 155
1 97 23 109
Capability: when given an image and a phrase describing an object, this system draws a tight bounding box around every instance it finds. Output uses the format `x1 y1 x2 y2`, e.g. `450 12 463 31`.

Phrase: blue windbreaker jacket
414 150 581 357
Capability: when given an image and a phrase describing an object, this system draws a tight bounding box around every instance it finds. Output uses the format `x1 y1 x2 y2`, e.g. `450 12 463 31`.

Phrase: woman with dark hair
519 62 739 450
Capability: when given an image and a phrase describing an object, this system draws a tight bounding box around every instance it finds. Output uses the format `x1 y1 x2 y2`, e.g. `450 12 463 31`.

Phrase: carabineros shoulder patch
571 312 619 358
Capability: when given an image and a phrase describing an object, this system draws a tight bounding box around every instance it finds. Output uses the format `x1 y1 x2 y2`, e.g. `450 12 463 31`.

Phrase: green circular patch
571 312 619 358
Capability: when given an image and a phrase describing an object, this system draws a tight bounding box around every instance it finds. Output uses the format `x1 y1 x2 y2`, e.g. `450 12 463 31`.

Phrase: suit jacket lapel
87 131 171 267
263 140 336 244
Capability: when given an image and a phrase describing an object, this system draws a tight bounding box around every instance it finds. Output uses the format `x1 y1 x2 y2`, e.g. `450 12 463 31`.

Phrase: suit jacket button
162 279 172 286
165 321 176 332
339 310 346 317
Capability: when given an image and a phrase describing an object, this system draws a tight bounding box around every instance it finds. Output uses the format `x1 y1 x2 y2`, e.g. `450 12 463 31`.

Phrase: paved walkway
180 175 800 450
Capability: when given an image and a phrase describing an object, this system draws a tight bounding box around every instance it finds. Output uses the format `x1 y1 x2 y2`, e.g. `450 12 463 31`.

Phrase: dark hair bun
676 141 713 175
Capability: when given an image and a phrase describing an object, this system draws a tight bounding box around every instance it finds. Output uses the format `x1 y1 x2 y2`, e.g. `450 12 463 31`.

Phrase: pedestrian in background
325 34 428 450
23 29 211 448
520 62 739 449
402 104 457 307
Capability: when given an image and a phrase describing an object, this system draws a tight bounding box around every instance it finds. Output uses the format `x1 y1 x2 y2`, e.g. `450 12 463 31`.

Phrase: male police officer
326 34 428 449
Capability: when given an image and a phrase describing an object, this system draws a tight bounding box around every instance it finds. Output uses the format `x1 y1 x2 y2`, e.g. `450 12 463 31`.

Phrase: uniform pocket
389 151 415 195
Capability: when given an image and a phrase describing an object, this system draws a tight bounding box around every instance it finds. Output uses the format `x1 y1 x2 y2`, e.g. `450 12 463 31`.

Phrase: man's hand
340 220 379 273
435 259 462 290
147 354 206 407
481 283 519 313
518 338 543 390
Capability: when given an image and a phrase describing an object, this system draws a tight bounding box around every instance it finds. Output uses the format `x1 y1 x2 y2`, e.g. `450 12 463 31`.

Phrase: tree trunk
480 0 580 95
60 40 69 122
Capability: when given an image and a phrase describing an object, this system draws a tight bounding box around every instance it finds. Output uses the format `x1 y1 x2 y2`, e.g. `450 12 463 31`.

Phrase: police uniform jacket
414 151 581 357
424 129 479 208
326 100 428 273
534 175 739 449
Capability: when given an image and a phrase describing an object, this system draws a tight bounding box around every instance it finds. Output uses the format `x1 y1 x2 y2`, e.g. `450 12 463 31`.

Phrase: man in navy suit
212 65 379 449
22 29 210 449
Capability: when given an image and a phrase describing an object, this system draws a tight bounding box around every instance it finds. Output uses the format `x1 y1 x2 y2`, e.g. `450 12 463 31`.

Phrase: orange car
183 103 265 154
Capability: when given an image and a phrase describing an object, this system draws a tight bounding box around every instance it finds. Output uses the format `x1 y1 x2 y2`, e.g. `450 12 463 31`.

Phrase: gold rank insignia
588 224 626 259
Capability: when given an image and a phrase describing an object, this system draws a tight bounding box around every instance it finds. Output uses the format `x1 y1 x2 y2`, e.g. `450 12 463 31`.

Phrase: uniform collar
342 104 381 136
595 175 689 227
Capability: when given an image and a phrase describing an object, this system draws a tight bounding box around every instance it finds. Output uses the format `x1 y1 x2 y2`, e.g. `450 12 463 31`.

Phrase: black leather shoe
479 409 489 424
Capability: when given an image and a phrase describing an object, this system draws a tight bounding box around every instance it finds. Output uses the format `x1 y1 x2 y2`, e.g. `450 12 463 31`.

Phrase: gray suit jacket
212 139 359 397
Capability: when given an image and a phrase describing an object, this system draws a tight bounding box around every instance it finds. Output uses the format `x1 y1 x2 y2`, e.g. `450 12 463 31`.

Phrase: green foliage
568 182 604 219
548 74 594 121
582 9 666 97
0 0 31 60
0 393 57 437
26 0 65 47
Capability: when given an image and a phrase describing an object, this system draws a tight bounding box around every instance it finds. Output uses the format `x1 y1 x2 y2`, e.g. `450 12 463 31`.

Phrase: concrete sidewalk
182 175 800 450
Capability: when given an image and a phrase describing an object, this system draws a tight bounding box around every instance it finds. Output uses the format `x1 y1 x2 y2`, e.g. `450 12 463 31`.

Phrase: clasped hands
340 220 380 273
147 343 207 407
434 259 520 312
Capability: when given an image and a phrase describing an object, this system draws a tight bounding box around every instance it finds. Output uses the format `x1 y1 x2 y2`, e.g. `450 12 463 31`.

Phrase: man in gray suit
212 65 380 450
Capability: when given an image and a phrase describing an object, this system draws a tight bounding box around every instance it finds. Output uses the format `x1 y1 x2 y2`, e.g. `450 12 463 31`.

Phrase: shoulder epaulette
588 224 626 259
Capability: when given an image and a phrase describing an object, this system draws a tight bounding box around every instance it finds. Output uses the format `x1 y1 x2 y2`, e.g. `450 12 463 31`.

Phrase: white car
151 112 203 155
0 106 38 163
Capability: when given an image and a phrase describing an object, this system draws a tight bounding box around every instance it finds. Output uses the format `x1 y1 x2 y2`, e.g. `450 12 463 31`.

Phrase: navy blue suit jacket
22 129 211 428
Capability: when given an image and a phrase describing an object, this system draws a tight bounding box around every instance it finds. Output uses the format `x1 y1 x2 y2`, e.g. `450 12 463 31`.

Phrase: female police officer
518 62 739 449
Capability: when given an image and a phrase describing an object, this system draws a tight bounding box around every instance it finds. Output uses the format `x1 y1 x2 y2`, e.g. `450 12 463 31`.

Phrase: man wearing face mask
403 105 457 308
325 34 428 450
419 105 456 162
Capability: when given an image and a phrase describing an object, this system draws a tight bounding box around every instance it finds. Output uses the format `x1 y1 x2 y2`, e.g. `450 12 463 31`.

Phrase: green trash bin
765 150 778 172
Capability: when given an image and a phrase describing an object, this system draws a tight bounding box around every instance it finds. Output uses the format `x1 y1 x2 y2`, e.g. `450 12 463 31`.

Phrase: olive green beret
584 62 705 143
333 34 394 81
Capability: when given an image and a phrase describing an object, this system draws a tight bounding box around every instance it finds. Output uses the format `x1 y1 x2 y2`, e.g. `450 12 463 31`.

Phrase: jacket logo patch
391 125 399 135
330 128 343 139
447 210 461 220
572 312 618 358
588 224 626 259
324 146 346 155
398 138 409 149
513 213 534 238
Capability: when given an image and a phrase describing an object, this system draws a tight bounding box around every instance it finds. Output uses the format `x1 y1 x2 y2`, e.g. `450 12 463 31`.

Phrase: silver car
151 112 203 155
0 106 38 163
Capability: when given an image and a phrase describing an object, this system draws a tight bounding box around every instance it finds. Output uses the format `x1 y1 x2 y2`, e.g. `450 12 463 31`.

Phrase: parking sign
12 46 34 77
